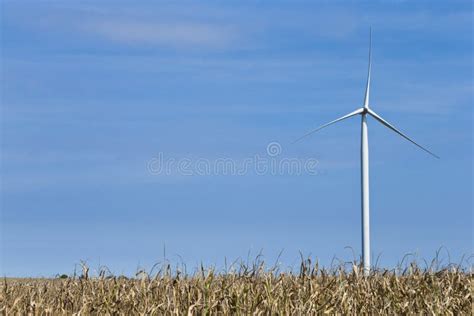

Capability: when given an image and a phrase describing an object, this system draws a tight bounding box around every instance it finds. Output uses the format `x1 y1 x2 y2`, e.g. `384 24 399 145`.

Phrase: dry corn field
1 259 472 315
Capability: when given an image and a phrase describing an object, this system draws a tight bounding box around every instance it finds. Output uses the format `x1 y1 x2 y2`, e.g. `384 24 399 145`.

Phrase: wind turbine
294 29 439 275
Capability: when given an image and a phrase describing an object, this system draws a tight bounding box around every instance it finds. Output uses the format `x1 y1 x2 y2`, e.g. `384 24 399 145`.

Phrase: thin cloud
83 20 239 48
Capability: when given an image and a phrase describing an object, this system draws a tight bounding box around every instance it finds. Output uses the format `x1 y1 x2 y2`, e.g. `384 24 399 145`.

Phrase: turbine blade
363 27 372 108
367 108 439 159
293 108 364 143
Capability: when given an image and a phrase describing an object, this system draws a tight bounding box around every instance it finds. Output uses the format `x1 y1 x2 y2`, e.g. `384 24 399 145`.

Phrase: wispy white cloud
375 81 473 115
81 20 238 48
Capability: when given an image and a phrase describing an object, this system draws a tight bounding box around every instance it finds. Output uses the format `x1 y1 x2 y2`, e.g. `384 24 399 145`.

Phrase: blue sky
1 1 472 276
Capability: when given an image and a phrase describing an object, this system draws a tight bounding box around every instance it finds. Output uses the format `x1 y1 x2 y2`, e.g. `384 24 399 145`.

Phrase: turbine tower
294 29 439 275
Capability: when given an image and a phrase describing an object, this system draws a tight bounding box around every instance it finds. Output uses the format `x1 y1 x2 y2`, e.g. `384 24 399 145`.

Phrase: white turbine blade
367 108 439 159
363 28 372 108
293 108 364 143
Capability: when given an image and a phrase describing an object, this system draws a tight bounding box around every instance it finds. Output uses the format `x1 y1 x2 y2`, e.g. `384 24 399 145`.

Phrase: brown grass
1 258 472 315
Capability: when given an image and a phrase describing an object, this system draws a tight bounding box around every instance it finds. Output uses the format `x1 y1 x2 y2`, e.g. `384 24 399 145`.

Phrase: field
1 257 472 315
